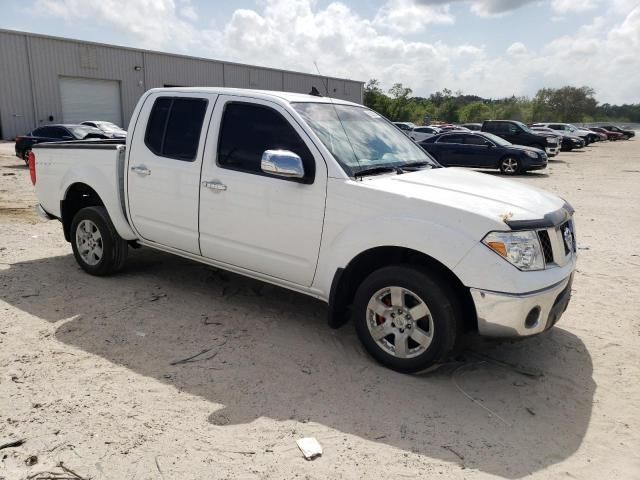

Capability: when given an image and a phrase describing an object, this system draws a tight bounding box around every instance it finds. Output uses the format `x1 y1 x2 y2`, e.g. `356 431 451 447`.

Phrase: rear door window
49 127 70 139
437 134 464 144
464 134 489 145
32 127 50 137
144 97 207 161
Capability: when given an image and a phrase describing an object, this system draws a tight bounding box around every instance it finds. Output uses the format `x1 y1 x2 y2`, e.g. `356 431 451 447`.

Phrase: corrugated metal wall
143 53 224 89
0 31 36 140
27 36 144 130
0 29 364 139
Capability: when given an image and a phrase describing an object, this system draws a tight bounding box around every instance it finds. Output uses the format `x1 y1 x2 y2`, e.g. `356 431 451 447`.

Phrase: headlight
525 150 538 158
482 231 545 271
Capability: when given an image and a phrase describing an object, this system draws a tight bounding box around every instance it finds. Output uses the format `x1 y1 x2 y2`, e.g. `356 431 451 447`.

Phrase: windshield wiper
353 166 401 178
400 161 435 170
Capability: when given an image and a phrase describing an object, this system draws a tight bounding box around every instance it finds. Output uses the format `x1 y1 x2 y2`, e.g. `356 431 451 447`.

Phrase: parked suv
481 120 559 156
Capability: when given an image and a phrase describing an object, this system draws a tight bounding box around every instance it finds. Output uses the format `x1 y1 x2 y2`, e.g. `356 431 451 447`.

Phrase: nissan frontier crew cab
30 88 577 373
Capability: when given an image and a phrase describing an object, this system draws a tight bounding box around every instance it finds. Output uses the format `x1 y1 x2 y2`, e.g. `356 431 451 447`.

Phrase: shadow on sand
0 249 594 478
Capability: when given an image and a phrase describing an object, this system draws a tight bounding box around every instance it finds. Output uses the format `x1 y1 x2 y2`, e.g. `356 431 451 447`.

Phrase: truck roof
147 87 360 107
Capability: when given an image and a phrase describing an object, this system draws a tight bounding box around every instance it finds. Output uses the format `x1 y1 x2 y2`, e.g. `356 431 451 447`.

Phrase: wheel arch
328 245 477 333
61 183 105 242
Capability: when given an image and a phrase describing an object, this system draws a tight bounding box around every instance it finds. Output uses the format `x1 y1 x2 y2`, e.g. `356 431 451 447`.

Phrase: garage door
59 77 122 126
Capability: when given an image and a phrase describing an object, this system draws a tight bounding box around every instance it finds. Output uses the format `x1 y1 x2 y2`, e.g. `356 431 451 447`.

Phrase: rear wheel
71 206 128 276
500 156 520 175
353 265 461 373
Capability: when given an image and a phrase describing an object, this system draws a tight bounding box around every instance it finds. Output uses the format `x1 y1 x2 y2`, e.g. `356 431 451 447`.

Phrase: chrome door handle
202 180 227 191
130 165 151 175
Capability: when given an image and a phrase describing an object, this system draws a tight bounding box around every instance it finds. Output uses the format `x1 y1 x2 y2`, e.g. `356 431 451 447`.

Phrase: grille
538 230 554 264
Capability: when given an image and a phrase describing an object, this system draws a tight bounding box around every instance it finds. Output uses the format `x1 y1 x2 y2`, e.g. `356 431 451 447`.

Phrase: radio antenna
313 61 330 96
312 60 361 177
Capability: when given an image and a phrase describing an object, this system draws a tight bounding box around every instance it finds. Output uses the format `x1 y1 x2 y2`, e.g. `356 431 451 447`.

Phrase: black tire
70 206 128 276
352 265 461 373
499 156 520 175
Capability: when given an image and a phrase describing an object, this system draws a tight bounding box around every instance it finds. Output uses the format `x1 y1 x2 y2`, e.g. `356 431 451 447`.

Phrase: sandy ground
0 138 639 480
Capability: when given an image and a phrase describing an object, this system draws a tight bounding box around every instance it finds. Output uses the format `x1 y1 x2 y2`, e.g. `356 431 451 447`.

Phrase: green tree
361 78 635 126
458 102 492 122
387 83 414 121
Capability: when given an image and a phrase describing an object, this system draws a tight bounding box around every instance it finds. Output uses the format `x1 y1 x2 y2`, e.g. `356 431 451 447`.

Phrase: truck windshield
292 102 437 177
514 121 534 134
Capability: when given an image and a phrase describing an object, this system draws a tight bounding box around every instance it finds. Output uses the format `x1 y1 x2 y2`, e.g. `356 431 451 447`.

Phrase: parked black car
481 120 552 151
419 131 547 175
599 125 635 140
530 126 584 151
14 124 108 165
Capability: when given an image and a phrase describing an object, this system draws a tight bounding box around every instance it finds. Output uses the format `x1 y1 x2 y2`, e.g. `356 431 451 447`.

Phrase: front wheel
71 206 128 276
353 265 461 373
500 156 520 175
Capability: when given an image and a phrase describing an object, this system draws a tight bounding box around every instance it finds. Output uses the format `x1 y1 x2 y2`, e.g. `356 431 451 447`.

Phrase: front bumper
471 273 573 337
546 145 560 156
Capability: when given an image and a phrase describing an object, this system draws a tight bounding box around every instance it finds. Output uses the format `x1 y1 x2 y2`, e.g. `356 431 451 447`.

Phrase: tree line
363 79 640 125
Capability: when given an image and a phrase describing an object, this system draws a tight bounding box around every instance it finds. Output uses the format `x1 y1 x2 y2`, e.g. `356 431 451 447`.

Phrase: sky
1 0 639 104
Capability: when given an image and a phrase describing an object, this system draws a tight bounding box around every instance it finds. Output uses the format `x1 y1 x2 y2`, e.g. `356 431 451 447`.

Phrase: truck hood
362 167 566 232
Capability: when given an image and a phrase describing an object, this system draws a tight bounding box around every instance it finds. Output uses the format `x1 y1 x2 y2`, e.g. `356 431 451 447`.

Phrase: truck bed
32 138 137 241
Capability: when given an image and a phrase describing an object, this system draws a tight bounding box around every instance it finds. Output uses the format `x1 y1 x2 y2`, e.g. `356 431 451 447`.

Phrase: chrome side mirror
261 150 305 179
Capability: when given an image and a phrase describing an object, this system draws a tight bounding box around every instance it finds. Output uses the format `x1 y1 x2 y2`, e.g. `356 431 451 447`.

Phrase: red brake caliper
376 294 392 325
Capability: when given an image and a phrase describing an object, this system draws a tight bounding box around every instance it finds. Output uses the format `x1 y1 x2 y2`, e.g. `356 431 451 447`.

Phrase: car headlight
482 231 545 271
525 150 538 158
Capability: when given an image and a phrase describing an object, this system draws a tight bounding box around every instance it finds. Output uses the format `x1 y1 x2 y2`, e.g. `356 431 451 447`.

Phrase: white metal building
0 29 364 140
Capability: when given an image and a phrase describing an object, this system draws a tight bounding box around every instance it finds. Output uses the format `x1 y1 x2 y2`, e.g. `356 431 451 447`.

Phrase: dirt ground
0 138 639 480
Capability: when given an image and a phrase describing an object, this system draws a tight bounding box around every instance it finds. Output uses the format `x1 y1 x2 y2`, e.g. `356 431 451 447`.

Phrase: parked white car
410 126 441 142
81 121 127 139
30 88 577 373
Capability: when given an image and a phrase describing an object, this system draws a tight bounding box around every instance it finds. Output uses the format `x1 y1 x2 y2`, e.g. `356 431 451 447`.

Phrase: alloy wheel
76 219 103 266
365 286 434 359
502 157 518 174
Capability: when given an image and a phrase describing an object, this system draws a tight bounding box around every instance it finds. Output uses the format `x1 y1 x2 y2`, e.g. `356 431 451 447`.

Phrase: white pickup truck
30 87 577 373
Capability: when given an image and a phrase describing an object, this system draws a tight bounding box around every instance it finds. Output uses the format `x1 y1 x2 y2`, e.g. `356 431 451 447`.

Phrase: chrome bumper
470 274 573 337
546 146 560 156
